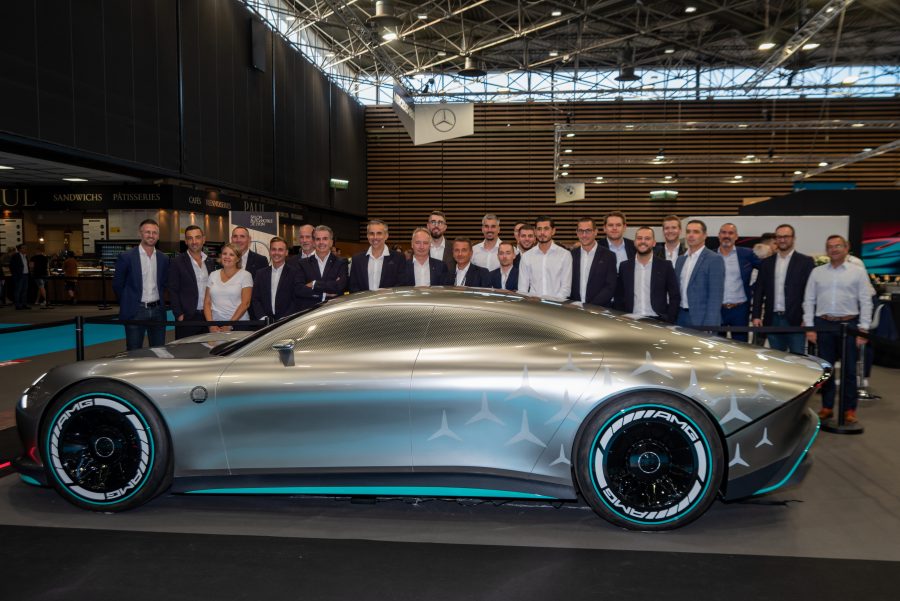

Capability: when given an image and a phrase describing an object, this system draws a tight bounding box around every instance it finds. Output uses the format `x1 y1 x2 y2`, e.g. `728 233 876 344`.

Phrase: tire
40 381 171 512
575 391 724 531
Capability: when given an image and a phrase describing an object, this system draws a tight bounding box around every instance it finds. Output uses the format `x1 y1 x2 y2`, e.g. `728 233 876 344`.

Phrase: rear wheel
576 392 723 531
40 381 170 511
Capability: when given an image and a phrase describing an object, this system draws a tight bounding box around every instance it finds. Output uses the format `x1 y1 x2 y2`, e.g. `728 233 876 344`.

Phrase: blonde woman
204 243 253 332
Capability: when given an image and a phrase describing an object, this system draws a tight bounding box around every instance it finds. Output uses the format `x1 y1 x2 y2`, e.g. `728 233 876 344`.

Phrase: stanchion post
74 315 85 361
98 262 112 310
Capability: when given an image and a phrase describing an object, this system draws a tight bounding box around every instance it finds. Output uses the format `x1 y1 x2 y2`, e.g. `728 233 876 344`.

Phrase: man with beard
288 224 316 267
489 242 519 291
169 225 218 338
428 210 454 270
675 220 725 329
230 226 268 277
752 224 815 354
472 213 503 271
400 227 448 287
569 216 617 308
517 216 572 301
717 222 760 342
616 227 680 322
445 238 490 287
251 236 302 322
515 223 536 267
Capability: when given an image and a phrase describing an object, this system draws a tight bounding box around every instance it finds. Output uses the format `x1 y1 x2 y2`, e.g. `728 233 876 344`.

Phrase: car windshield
209 303 323 356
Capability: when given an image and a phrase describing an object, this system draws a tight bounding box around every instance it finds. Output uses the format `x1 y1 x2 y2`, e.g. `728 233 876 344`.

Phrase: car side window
421 308 583 347
269 305 435 353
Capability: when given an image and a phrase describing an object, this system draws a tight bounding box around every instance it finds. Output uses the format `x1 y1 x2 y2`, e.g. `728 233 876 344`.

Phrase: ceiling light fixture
368 1 401 28
549 51 559 57
551 10 562 17
564 149 573 153
615 66 640 82
417 14 428 20
664 48 675 54
794 170 803 175
381 28 398 41
561 171 568 176
685 6 697 13
562 164 570 168
818 161 829 167
62 177 88 182
863 147 873 152
566 133 575 138
842 75 859 85
458 56 486 77
758 42 776 51
437 51 447 56
802 42 820 50
851 122 865 127
734 175 743 180
0 165 14 170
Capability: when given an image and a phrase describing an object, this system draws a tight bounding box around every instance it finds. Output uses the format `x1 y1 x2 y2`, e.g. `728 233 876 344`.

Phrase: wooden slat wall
364 98 899 245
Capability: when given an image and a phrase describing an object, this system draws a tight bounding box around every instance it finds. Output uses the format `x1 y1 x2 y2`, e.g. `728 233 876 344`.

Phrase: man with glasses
427 210 454 270
803 235 873 424
569 216 617 308
752 224 815 354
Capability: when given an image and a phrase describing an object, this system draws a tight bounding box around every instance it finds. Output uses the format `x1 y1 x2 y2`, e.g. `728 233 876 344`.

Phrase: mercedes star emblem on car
432 108 457 132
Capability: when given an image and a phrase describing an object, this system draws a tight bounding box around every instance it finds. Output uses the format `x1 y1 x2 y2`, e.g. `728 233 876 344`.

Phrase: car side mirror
272 339 295 367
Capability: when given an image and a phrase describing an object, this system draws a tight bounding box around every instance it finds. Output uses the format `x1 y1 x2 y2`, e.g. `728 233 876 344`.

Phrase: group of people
112 210 874 424
1 246 82 309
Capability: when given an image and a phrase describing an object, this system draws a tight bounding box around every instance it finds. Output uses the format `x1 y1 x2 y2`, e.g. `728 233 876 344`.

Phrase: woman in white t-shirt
203 243 253 332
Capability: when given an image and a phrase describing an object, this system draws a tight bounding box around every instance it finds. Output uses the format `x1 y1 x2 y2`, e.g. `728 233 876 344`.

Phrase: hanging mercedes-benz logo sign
432 108 457 133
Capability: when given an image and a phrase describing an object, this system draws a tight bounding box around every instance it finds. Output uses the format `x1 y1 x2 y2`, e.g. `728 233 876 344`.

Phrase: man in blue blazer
169 225 218 339
675 220 725 330
445 238 490 287
570 216 617 308
251 237 302 322
597 211 636 270
616 227 681 322
400 228 448 287
113 219 170 350
489 242 519 290
297 225 349 309
716 223 761 342
349 219 405 292
751 224 815 354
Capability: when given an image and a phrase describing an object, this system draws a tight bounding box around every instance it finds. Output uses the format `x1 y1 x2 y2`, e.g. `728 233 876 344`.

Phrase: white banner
414 103 474 145
555 182 585 204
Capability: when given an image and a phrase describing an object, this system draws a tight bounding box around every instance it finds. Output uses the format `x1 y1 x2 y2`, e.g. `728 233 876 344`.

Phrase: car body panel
15 287 827 503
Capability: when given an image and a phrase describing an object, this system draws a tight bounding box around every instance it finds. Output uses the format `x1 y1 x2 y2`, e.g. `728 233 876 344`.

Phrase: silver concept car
15 288 828 530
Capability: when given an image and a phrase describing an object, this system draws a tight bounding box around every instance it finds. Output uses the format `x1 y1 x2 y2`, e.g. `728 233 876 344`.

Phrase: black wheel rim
603 420 697 511
56 406 144 494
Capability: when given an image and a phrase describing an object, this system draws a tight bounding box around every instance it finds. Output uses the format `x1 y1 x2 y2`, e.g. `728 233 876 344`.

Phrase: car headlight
20 372 49 410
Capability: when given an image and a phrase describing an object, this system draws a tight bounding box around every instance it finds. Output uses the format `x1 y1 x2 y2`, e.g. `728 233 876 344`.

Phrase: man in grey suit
675 220 725 329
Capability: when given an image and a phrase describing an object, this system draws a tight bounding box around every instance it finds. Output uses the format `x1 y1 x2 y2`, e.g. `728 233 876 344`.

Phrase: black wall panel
36 0 74 147
330 82 367 217
71 0 107 155
1 0 365 220
0 1 40 138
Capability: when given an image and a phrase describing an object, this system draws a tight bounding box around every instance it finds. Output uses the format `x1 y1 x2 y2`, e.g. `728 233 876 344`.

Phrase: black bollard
74 315 85 361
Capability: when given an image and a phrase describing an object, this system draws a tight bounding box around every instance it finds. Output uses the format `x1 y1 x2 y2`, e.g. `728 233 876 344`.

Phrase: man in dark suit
717 222 761 342
569 216 617 308
231 226 268 277
252 236 302 322
445 238 490 287
655 214 687 263
10 243 30 310
675 220 725 330
401 227 448 287
616 227 681 322
113 219 170 350
297 225 349 309
489 242 519 290
598 210 636 271
349 219 405 292
428 210 455 271
169 225 218 339
752 224 815 354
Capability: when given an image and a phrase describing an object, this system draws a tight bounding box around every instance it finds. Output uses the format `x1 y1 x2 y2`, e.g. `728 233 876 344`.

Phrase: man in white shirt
428 210 454 270
598 211 636 270
169 225 217 339
517 216 573 301
751 224 815 354
515 223 537 267
447 238 490 287
113 219 170 350
616 227 681 322
674 220 725 329
401 227 448 287
717 222 760 342
489 242 519 291
655 214 686 263
252 237 301 322
472 213 503 271
569 216 616 307
803 234 873 424
349 219 404 292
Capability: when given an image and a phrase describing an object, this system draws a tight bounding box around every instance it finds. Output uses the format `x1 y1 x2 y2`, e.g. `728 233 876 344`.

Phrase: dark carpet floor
0 524 893 601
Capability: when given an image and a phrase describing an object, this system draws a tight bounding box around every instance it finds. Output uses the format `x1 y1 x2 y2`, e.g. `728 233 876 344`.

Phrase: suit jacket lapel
688 250 707 287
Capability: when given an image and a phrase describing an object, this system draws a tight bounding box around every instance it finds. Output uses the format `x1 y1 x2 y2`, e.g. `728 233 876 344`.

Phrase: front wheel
576 392 724 531
40 381 170 511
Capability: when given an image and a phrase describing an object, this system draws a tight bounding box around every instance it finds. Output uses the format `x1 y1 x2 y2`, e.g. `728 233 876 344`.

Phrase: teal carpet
0 312 174 361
